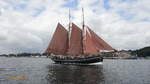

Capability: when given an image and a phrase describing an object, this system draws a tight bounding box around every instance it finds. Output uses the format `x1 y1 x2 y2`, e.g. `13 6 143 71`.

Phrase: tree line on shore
0 53 50 57
130 46 150 57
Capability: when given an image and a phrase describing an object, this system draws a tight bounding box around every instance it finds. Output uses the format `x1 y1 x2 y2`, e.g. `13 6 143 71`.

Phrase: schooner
45 9 115 64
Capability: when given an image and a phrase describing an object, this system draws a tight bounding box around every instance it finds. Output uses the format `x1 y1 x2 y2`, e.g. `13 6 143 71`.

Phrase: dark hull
51 56 103 64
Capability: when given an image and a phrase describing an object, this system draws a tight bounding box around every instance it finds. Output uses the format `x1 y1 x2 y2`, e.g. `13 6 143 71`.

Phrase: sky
0 0 150 54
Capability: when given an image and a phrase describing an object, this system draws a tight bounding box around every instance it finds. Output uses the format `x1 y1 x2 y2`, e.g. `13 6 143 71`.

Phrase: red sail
45 23 68 55
67 23 83 55
83 26 99 55
88 27 115 51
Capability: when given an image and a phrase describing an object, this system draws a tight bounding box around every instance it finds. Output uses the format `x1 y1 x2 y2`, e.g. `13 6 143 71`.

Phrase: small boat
44 9 115 64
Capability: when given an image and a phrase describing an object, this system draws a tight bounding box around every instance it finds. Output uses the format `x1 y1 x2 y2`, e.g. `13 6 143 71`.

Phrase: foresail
83 26 99 55
67 23 83 55
45 23 68 55
88 27 115 51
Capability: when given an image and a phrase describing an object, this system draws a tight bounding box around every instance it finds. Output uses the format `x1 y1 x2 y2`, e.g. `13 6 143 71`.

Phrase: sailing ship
45 9 115 64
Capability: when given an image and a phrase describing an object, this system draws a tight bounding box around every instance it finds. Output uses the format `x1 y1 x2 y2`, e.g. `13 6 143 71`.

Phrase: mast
82 8 85 30
82 8 85 54
68 9 71 53
69 9 71 32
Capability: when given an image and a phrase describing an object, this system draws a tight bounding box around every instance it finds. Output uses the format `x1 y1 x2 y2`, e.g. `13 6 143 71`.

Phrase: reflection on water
46 64 104 84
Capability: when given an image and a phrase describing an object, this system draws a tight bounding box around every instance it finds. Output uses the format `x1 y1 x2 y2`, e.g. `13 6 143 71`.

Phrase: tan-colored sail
45 23 68 55
83 26 99 55
67 23 83 55
87 27 115 51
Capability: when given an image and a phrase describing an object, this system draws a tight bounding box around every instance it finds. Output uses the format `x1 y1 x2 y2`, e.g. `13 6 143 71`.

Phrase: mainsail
67 23 83 55
45 23 68 55
82 26 99 55
88 27 115 51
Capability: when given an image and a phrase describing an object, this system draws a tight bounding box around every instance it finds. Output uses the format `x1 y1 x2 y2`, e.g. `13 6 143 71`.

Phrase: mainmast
68 9 71 53
69 9 71 32
82 8 85 30
82 8 85 55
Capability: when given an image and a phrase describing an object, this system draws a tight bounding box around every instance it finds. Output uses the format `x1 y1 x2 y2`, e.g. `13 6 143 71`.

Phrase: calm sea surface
0 57 149 84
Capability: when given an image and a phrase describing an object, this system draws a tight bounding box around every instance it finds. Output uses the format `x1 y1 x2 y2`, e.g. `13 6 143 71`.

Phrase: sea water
0 57 149 84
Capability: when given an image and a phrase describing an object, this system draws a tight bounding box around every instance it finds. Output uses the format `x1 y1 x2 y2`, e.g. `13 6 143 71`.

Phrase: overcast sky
0 0 150 54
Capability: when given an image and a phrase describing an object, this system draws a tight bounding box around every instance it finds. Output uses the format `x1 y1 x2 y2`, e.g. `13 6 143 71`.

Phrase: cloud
0 0 150 54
